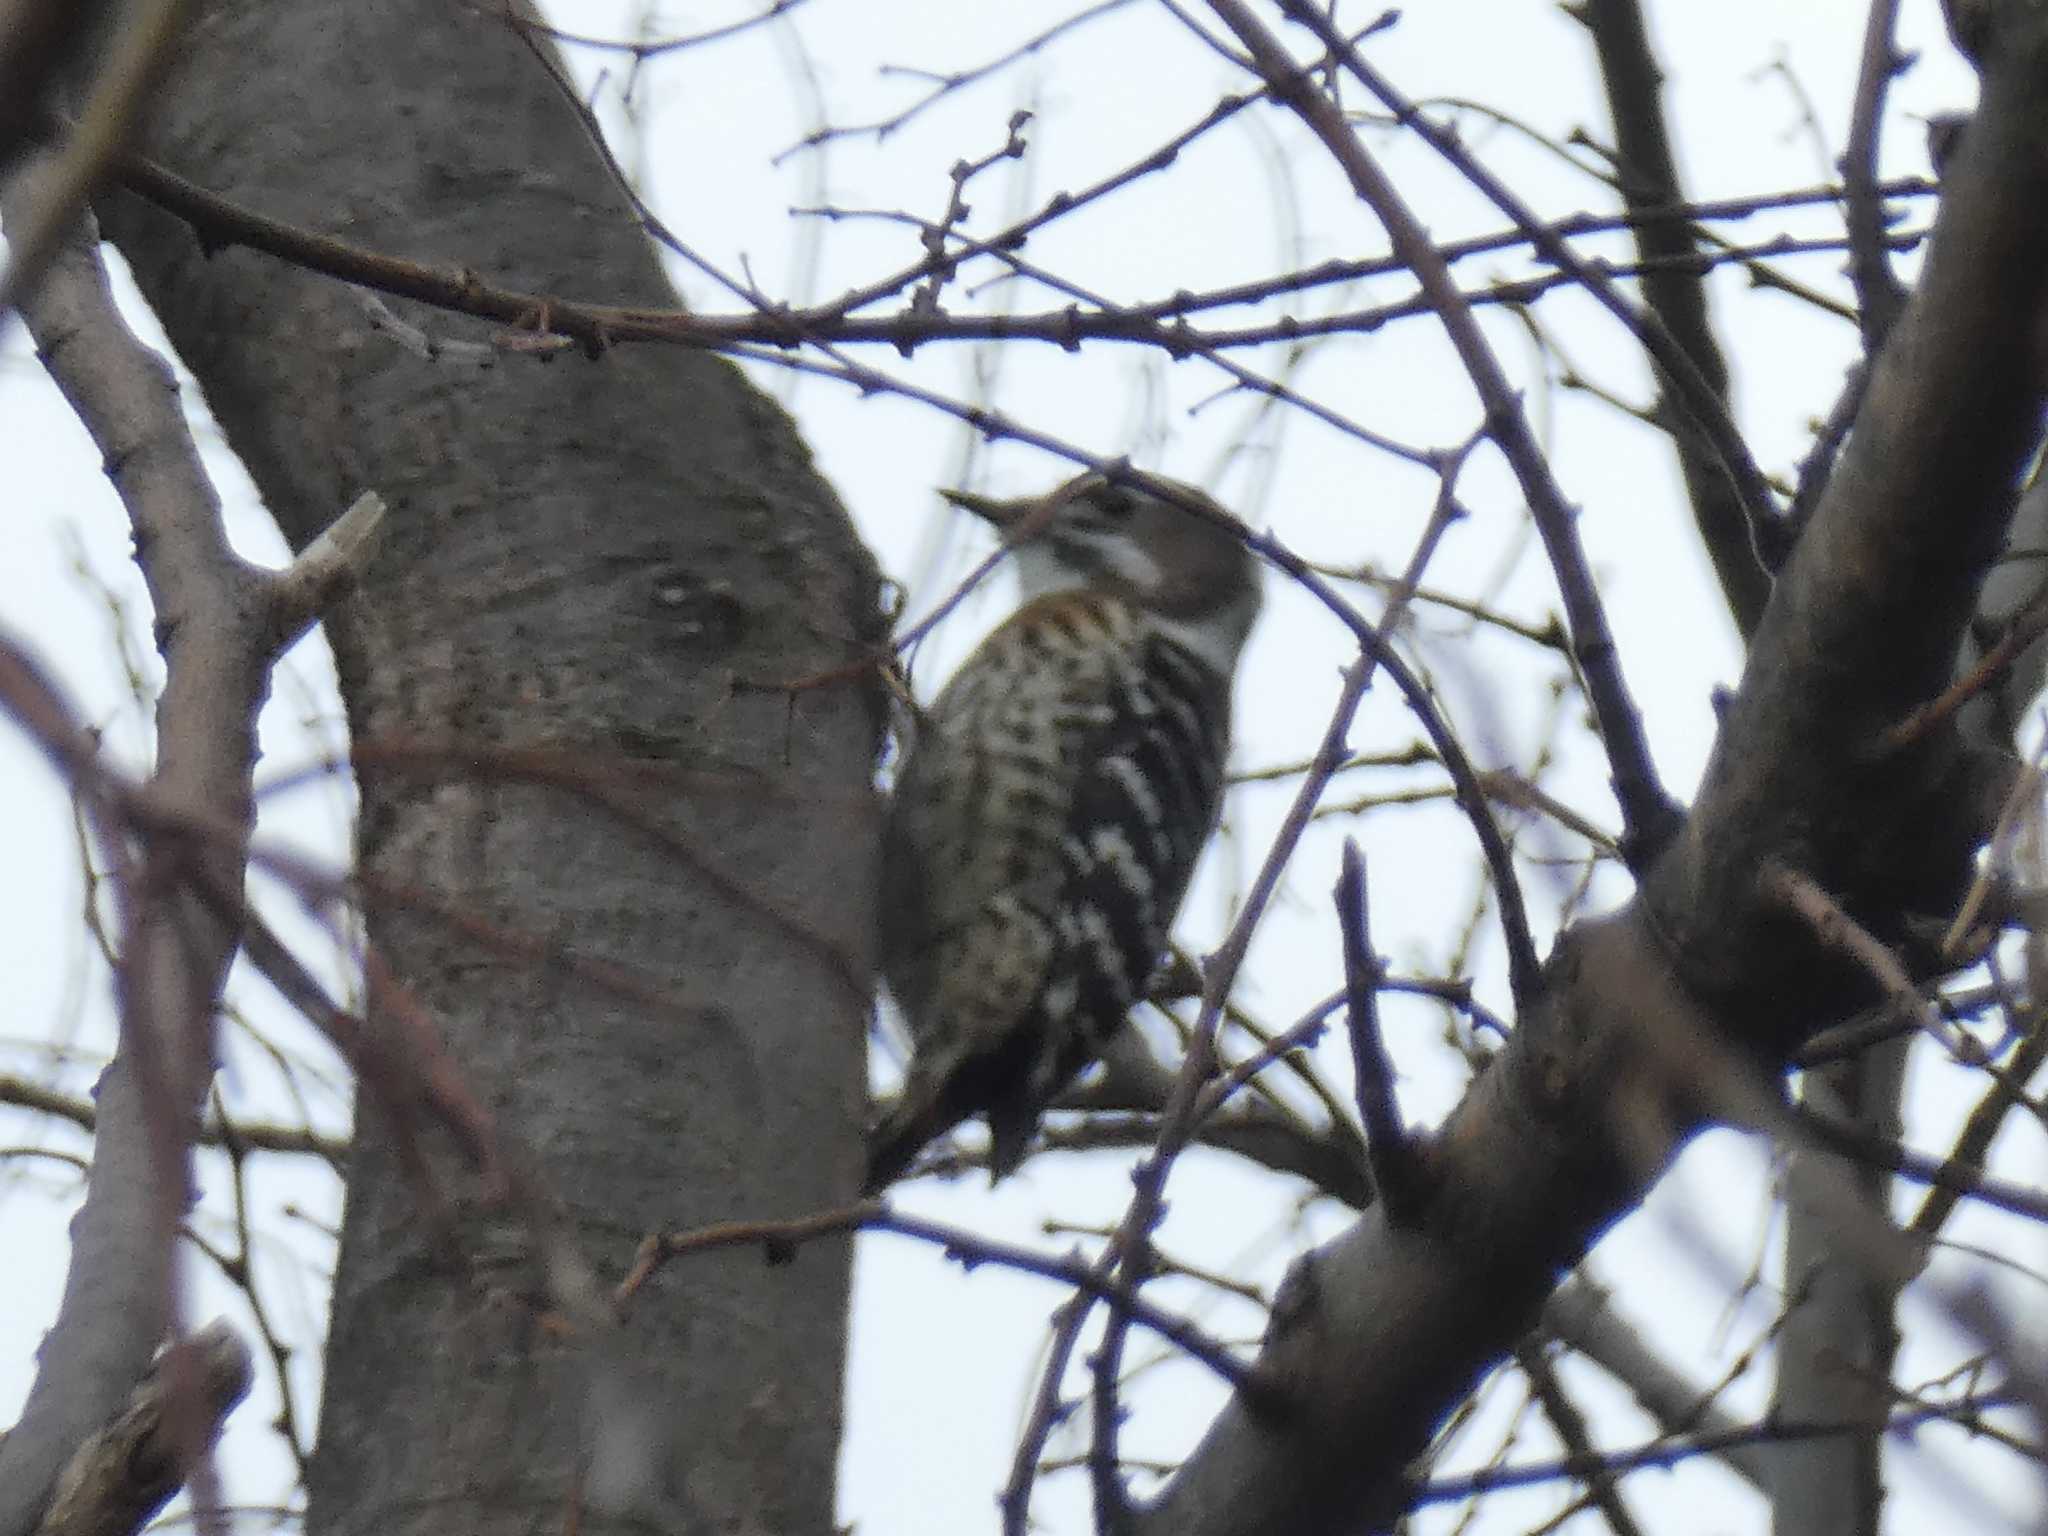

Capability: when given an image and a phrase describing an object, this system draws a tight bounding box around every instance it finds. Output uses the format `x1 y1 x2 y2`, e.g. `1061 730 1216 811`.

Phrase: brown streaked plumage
866 472 1261 1191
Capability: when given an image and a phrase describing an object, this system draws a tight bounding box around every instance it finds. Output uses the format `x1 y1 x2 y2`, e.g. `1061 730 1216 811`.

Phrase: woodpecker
866 470 1262 1192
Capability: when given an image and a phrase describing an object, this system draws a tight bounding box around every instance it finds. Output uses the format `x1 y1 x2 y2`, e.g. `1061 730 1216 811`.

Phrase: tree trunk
98 5 884 1533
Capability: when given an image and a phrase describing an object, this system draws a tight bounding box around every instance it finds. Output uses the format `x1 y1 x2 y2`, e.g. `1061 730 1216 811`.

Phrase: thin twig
1279 1 1783 569
1877 587 2048 755
0 1074 341 1160
1335 841 1425 1225
617 1203 1252 1391
1908 1005 2048 1238
1208 0 1681 866
1785 361 1869 549
1408 1392 2025 1505
1514 1341 1652 1536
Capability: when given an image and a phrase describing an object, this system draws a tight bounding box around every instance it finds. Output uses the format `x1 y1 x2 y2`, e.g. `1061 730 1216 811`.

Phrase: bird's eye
1093 484 1138 520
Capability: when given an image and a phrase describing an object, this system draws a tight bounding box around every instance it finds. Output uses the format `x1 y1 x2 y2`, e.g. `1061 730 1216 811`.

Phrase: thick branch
1138 11 2048 1531
1764 1039 1905 1535
0 170 260 1536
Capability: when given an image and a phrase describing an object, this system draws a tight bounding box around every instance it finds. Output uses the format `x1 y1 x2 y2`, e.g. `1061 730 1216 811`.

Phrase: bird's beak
940 486 1038 536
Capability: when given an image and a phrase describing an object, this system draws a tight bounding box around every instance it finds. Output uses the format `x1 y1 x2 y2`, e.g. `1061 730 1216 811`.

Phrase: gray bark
98 5 884 1534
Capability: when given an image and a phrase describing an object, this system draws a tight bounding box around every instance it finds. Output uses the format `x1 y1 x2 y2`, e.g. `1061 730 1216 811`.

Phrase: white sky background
0 1 2037 1532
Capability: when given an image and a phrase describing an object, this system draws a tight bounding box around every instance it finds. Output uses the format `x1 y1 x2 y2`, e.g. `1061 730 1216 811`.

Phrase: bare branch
1575 0 1771 633
0 154 381 1535
0 166 260 1536
617 1203 1253 1392
0 1073 341 1160
1842 0 1911 344
1409 1390 2026 1505
268 491 386 647
1543 1274 1775 1490
1207 0 1682 866
1137 7 2048 1525
1290 2 1784 580
1334 841 1424 1225
1910 1004 2048 1237
1513 1341 1651 1536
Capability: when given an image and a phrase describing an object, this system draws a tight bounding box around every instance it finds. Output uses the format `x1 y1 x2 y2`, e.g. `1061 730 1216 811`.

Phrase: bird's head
941 470 1263 667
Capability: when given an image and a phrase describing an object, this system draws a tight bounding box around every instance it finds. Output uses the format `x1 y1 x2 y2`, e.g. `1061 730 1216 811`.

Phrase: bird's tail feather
863 1084 957 1195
